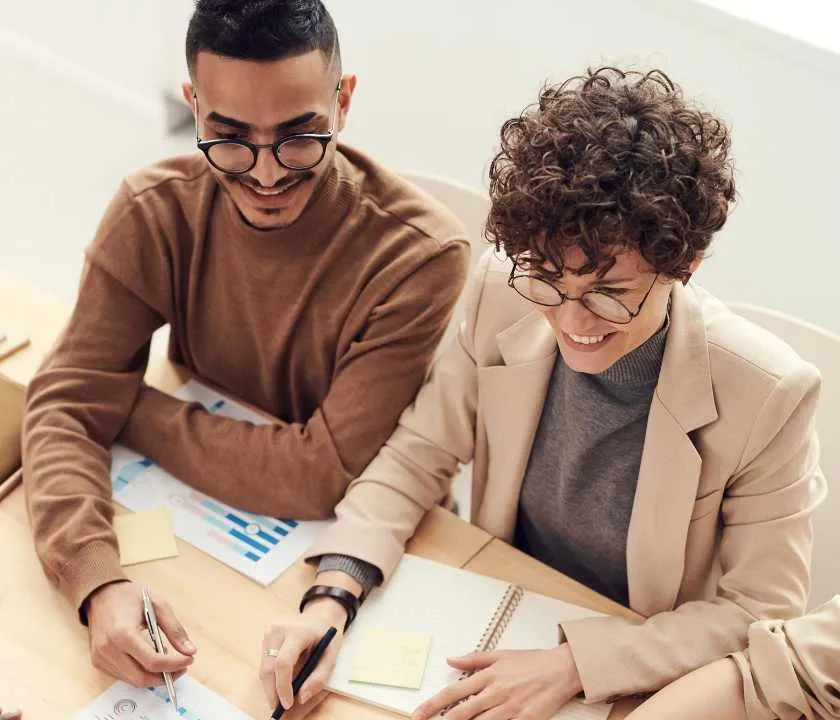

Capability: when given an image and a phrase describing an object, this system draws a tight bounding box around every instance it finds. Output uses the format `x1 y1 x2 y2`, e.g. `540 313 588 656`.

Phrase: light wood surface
0 269 70 387
0 271 641 719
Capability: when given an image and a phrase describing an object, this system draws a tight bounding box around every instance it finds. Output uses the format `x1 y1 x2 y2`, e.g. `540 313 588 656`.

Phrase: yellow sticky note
114 508 179 566
349 628 431 689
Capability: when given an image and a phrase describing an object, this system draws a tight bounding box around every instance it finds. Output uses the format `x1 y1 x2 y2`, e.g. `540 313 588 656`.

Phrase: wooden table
0 271 639 719
0 269 70 388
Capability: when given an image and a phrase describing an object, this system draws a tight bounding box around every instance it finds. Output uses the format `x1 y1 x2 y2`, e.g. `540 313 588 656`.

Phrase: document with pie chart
109 379 331 586
71 676 252 719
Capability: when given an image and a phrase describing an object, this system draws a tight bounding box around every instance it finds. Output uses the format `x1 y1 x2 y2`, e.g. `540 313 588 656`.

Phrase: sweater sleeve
118 243 470 519
22 182 171 614
316 555 381 597
22 265 165 613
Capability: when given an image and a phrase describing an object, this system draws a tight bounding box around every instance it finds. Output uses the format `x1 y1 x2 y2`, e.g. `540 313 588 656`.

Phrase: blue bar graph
230 528 269 553
224 513 278 545
113 457 153 491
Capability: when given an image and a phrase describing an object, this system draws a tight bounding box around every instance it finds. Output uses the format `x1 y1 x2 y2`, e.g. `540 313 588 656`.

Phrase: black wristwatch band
299 585 361 630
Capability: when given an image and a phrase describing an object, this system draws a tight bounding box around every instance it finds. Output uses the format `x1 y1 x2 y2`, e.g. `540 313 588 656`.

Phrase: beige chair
729 302 840 609
400 171 491 359
400 172 490 519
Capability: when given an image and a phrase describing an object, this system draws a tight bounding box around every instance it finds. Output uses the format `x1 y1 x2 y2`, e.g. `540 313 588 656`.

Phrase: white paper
71 676 252 719
330 555 612 720
110 379 331 586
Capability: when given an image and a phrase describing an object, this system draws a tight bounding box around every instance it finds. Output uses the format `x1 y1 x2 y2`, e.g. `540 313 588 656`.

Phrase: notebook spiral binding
439 584 525 716
453 583 524 685
476 584 524 653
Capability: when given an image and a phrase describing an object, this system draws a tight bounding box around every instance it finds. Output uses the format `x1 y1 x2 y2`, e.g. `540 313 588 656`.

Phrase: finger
273 631 316 710
154 599 197 655
102 649 170 689
444 690 501 720
260 628 288 707
413 673 486 720
283 689 328 720
297 639 342 704
261 666 279 708
123 628 193 674
447 652 497 671
471 703 517 720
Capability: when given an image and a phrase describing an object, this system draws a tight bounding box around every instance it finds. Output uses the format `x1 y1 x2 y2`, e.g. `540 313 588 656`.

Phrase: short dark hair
186 0 340 76
486 67 736 282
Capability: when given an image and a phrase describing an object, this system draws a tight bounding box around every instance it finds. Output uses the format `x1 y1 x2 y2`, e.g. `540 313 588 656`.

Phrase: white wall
2 0 839 330
326 0 840 331
0 0 169 124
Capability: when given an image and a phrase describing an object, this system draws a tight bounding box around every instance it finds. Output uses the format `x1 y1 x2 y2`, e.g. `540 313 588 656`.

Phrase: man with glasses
262 67 824 720
22 0 469 689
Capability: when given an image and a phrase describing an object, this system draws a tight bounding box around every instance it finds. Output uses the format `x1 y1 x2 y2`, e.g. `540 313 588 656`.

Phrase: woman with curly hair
258 67 826 720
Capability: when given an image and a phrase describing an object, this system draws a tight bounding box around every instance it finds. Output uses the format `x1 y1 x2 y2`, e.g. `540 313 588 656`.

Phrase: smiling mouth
567 332 608 345
240 178 303 197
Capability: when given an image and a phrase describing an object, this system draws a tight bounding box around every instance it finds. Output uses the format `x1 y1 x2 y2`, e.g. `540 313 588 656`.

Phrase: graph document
110 380 331 585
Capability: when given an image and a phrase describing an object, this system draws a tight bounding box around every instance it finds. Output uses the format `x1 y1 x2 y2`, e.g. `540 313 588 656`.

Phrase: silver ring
265 648 281 658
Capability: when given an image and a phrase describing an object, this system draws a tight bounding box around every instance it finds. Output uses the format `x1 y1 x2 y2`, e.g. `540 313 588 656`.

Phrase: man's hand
413 645 583 720
0 707 22 720
259 598 348 717
86 581 196 687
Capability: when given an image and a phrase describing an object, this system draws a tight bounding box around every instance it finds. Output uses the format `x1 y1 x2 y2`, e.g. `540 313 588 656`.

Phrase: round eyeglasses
193 86 341 174
508 271 659 325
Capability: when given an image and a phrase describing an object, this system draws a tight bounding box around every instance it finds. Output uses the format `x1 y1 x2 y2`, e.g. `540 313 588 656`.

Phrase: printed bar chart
109 380 331 586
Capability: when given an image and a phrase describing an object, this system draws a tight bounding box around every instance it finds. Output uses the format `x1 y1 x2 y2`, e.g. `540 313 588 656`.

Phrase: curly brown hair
486 67 736 281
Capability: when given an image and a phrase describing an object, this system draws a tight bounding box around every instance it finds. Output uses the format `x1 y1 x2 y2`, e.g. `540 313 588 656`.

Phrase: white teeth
569 333 606 345
248 181 298 196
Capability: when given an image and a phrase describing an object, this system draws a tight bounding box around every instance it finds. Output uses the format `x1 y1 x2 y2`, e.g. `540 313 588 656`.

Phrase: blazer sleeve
731 596 840 720
302 251 492 578
561 364 826 702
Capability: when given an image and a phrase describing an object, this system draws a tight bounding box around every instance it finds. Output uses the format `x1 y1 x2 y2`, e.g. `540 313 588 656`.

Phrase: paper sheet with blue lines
109 379 331 586
71 676 252 719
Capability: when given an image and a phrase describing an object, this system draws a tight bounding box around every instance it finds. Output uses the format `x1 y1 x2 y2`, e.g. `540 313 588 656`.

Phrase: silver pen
142 586 179 709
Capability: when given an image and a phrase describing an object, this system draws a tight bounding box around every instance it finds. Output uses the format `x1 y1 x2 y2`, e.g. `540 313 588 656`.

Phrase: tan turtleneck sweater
22 145 470 613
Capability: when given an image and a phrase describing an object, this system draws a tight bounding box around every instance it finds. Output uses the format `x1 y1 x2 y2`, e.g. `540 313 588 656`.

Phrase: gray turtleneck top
514 321 668 606
319 321 669 605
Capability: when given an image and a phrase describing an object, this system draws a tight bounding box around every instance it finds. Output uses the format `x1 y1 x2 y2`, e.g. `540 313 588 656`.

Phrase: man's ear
181 82 196 109
336 74 358 133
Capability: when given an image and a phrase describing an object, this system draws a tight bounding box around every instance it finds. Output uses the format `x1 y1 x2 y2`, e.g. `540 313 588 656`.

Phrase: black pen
271 626 338 720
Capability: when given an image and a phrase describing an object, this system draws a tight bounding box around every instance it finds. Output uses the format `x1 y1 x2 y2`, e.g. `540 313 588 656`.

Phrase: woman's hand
413 645 583 720
259 598 348 717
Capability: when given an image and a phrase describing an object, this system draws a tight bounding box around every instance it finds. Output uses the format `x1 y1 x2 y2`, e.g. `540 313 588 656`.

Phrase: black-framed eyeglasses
193 84 341 174
508 269 660 324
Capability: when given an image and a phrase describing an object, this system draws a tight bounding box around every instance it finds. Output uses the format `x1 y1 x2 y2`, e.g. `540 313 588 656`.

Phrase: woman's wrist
300 594 352 630
314 569 364 598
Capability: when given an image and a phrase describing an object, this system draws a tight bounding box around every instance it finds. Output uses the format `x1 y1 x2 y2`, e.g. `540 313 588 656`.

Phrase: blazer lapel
627 283 719 617
474 310 557 540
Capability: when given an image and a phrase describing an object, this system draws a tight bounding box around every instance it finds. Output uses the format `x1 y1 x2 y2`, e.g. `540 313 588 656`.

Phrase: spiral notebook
328 554 613 720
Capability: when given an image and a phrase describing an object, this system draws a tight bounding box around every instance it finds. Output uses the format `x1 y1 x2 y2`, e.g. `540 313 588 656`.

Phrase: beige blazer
731 596 840 719
306 248 826 702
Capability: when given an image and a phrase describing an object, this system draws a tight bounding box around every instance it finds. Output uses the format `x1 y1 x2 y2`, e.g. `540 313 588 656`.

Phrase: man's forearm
119 386 350 518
